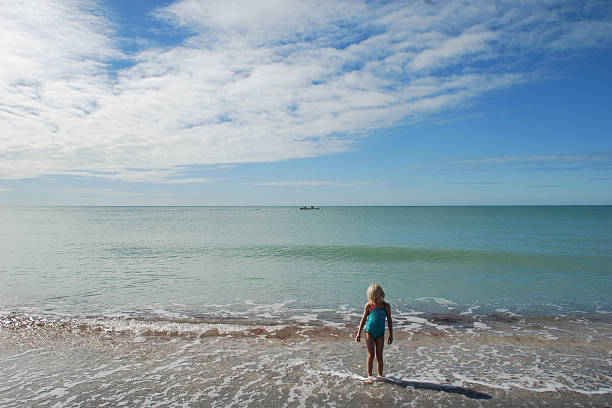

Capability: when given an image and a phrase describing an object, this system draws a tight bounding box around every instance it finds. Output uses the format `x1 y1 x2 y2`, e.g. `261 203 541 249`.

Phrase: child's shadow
380 377 492 400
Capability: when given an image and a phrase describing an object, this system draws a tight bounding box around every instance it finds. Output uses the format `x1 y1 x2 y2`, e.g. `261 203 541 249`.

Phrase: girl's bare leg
365 333 375 377
375 335 385 376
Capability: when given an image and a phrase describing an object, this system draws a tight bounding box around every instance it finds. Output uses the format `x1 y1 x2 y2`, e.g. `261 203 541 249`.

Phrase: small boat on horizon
299 206 320 210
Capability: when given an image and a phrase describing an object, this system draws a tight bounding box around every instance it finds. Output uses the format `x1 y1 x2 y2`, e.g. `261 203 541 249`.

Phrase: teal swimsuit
365 302 387 339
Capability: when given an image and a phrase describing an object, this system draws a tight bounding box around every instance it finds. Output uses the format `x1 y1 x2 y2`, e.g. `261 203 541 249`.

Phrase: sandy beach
1 313 610 407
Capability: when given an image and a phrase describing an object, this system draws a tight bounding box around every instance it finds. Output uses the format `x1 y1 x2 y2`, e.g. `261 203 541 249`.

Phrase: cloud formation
1 0 611 181
249 181 387 187
452 153 612 170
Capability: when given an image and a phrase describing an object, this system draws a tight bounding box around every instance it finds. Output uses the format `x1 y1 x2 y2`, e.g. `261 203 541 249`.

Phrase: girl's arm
385 302 393 345
355 304 370 342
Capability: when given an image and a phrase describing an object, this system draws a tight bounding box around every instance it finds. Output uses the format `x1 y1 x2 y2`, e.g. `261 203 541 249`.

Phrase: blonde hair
367 284 385 303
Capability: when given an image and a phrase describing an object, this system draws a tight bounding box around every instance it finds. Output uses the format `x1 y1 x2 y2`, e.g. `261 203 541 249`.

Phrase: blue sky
1 0 611 205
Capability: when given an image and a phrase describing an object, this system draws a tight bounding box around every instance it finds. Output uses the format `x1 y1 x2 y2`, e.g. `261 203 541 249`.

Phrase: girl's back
365 302 386 339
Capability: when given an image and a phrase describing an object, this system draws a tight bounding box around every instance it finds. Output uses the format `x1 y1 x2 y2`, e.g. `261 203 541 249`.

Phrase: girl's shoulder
370 301 386 310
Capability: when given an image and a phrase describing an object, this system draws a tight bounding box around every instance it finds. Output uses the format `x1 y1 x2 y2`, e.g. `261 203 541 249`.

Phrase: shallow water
1 312 610 407
2 206 610 317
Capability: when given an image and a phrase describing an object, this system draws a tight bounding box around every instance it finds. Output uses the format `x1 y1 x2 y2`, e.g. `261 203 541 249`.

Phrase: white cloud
56 187 143 197
1 0 611 181
249 181 387 187
450 153 612 170
410 30 497 71
162 177 220 184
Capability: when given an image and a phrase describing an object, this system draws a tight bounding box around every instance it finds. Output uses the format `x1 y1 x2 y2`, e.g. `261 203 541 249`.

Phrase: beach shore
1 314 610 407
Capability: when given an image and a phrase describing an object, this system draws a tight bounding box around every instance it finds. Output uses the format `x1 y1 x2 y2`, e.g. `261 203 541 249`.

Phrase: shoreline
1 335 610 407
2 312 610 407
2 310 611 344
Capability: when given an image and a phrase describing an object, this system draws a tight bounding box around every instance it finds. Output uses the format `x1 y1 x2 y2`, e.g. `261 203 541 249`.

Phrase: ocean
1 206 611 406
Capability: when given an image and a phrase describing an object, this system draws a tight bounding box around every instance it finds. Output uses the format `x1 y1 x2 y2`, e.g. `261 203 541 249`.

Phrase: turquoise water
1 206 610 319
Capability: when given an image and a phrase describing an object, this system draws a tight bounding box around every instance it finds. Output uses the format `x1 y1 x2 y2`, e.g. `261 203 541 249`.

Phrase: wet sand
1 316 610 407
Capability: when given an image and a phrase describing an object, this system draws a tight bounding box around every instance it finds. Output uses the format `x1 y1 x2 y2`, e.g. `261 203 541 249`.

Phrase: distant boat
300 206 320 210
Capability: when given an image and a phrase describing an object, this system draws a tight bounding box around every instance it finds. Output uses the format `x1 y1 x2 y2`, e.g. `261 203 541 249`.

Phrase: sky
1 0 611 206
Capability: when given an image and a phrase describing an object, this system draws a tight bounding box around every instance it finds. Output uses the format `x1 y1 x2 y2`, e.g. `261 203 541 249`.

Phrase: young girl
355 283 393 379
